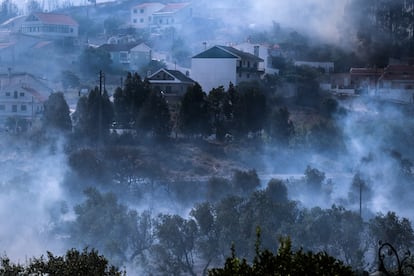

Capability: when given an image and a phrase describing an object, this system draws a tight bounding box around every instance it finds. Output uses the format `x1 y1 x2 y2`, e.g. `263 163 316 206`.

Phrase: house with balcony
191 45 264 93
21 12 78 40
130 2 165 29
234 42 278 75
0 71 52 124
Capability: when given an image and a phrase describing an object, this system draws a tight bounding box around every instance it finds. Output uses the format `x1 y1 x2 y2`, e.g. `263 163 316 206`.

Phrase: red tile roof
380 65 414 81
22 87 47 102
155 2 190 13
0 42 15 50
33 13 78 26
133 2 164 9
32 40 53 49
350 68 383 76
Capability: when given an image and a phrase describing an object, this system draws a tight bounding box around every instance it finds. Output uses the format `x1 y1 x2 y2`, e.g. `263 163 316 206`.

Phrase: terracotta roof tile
33 12 78 26
154 2 190 13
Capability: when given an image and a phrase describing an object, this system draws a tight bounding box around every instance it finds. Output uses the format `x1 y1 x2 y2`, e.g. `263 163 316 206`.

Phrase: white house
130 43 152 71
150 2 192 31
99 42 152 71
130 2 165 29
21 12 78 39
0 71 52 123
191 45 264 93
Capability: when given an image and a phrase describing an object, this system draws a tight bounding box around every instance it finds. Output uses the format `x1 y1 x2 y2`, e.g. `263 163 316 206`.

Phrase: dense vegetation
1 0 414 275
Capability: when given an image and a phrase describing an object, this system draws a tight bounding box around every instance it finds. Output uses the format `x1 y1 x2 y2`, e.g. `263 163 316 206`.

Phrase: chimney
254 45 259 57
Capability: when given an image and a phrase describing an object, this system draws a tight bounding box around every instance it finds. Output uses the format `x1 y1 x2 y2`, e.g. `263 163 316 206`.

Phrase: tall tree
71 188 139 265
43 92 72 133
233 82 267 138
113 73 150 128
73 87 114 143
26 0 41 13
267 106 294 145
178 83 211 137
208 86 230 141
0 0 18 23
368 211 414 254
136 90 171 139
152 214 198 276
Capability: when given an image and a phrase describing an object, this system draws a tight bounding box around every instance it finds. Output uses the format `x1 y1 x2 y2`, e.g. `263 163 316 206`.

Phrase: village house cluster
0 1 413 127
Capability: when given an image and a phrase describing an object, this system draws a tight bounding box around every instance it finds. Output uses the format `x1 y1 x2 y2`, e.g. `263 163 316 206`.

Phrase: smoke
0 136 68 261
226 0 348 43
282 97 414 221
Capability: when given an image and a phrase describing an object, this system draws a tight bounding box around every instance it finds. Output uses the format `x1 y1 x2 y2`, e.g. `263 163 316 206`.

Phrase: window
133 19 137 23
148 16 151 22
20 92 24 97
13 91 17 98
119 52 129 63
12 105 17 112
247 73 250 78
166 86 172 93
21 105 27 111
0 105 5 111
140 8 144 13
5 92 10 96
133 9 137 13
140 18 144 23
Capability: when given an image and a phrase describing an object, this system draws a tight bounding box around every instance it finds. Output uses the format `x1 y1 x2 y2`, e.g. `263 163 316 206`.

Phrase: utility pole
98 70 104 146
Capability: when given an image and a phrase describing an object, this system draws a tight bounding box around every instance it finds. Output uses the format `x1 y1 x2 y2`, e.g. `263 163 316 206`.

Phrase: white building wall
234 43 267 72
131 3 165 29
191 58 237 93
